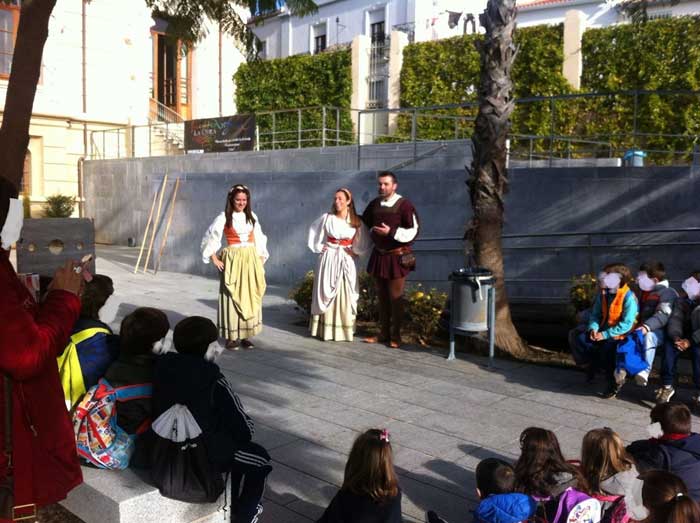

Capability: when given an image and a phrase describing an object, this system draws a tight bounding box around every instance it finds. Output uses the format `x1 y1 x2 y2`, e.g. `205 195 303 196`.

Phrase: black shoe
585 366 595 384
426 511 447 523
601 384 622 399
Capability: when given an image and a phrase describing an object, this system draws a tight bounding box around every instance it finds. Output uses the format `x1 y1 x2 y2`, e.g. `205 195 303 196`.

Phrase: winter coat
588 289 638 340
638 281 677 332
317 489 402 523
0 253 83 516
598 466 648 521
70 317 120 390
667 295 700 343
153 353 254 465
627 433 700 501
473 493 537 523
103 352 155 468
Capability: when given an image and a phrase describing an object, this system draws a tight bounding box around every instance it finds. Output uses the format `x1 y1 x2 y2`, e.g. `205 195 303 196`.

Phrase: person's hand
636 325 649 335
211 254 224 272
676 338 691 351
50 260 83 296
344 247 357 258
372 223 391 237
321 245 328 253
592 331 605 342
589 330 598 341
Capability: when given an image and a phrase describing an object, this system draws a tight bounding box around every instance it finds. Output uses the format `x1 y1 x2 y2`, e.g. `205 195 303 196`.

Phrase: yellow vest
57 327 111 411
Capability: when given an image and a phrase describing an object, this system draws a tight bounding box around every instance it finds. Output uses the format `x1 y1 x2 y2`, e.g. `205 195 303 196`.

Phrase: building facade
249 0 489 61
0 0 246 215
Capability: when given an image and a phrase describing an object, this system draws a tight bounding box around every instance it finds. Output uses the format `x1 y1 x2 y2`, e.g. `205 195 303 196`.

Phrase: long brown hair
581 428 634 494
642 470 700 523
342 429 399 503
514 427 588 497
330 188 361 228
225 184 255 227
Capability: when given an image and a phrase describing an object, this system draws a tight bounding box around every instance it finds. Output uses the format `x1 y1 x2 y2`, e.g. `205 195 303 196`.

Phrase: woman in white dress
308 188 371 341
201 184 269 349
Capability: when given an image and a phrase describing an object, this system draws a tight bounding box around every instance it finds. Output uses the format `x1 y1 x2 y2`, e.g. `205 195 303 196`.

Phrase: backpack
534 488 602 523
72 378 152 470
595 494 629 523
150 404 224 503
57 327 111 411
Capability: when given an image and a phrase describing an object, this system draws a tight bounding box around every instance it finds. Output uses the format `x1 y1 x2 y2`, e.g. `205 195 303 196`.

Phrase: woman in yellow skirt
307 188 370 341
201 184 268 349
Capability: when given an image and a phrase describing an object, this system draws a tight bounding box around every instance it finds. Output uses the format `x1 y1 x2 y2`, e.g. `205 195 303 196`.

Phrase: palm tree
0 0 317 191
466 0 532 358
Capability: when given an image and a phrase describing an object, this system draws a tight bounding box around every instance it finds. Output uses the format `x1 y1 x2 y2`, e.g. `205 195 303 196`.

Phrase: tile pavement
91 246 699 522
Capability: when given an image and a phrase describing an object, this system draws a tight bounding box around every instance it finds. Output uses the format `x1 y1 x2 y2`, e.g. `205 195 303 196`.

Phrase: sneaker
225 339 240 351
656 386 675 404
601 384 622 399
614 368 627 386
241 339 255 349
635 369 650 387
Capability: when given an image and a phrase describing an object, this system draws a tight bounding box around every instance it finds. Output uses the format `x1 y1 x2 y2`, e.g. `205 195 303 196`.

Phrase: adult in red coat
0 177 83 521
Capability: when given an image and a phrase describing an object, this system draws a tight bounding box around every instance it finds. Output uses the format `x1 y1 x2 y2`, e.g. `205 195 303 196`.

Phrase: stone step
60 467 227 523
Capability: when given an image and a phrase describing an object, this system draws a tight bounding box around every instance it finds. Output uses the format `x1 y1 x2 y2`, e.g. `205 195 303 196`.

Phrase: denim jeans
661 339 700 388
642 329 665 372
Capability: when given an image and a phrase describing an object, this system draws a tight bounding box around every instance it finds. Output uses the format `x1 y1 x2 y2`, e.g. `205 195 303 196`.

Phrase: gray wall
85 146 700 303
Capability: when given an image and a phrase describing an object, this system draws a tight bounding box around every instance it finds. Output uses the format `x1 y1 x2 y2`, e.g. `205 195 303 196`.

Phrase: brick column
388 30 409 136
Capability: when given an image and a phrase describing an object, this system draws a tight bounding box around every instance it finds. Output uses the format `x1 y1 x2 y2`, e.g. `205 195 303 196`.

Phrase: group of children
570 260 700 402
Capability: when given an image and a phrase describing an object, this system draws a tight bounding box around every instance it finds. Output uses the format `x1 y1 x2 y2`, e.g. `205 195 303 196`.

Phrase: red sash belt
327 236 353 247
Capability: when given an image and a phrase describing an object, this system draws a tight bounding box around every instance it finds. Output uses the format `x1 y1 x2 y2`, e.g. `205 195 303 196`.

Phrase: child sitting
318 428 402 523
640 470 700 523
572 263 638 398
59 274 120 409
627 402 700 501
154 316 271 523
104 307 169 468
426 459 535 523
580 428 647 521
629 261 678 387
657 271 700 405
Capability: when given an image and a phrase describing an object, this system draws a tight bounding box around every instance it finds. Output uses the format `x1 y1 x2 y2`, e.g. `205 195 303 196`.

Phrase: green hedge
397 24 571 142
234 49 353 148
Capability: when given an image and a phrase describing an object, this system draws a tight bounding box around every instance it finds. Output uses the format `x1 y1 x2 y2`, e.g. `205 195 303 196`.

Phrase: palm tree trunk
0 0 57 191
467 0 532 359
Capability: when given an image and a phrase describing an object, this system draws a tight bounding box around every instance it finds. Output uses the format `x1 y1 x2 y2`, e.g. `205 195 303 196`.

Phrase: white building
516 0 700 28
0 0 246 213
249 0 490 60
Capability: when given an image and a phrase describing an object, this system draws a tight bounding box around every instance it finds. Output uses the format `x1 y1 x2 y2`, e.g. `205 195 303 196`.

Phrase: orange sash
601 284 630 328
224 225 254 246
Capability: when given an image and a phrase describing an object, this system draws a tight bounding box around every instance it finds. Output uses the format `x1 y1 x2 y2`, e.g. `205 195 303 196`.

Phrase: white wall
516 2 618 28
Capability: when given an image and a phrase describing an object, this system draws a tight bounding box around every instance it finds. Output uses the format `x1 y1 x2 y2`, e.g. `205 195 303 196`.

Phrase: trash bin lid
449 267 495 283
623 149 647 159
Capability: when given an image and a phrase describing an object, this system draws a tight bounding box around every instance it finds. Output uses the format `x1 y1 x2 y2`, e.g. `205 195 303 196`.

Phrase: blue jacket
587 289 638 340
616 329 648 375
72 317 120 389
473 493 537 523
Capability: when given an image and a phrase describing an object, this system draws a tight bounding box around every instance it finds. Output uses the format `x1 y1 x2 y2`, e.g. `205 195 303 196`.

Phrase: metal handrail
149 98 184 124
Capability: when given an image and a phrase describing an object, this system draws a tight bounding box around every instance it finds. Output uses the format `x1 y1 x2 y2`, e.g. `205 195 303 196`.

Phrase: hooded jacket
153 353 254 464
627 433 700 501
473 493 537 523
667 294 700 344
638 281 677 332
598 466 648 521
0 253 83 518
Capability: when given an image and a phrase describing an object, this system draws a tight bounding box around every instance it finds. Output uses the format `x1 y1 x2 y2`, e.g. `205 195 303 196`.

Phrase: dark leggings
374 276 406 342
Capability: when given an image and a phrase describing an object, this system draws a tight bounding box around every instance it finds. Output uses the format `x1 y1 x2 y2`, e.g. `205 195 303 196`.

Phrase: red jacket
0 253 83 519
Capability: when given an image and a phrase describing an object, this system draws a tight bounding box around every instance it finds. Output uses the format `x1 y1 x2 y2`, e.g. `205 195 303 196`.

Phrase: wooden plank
143 175 168 273
153 177 180 274
133 189 158 274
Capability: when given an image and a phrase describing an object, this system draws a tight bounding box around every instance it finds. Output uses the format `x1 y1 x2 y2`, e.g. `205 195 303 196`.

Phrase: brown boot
390 297 405 347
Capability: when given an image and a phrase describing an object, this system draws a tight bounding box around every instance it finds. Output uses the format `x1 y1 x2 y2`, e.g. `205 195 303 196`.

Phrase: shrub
569 273 598 313
406 283 448 345
44 194 75 218
289 270 315 315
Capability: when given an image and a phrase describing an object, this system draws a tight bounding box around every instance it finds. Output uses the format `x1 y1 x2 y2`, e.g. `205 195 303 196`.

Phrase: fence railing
90 89 700 165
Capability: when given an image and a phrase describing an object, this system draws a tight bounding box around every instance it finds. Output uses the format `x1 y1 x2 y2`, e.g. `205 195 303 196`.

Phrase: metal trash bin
623 149 646 167
447 267 496 363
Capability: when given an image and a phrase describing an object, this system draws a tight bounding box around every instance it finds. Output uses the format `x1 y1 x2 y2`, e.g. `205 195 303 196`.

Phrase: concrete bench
60 467 227 523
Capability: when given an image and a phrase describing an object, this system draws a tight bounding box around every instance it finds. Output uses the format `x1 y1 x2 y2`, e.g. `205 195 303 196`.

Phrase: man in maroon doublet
361 171 419 348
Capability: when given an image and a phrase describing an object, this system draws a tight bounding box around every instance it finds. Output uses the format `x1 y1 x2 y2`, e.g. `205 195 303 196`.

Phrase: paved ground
92 246 697 523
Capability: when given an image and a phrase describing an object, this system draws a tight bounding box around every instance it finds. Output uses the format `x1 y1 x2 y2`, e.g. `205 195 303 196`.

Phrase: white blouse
201 211 269 264
307 213 371 256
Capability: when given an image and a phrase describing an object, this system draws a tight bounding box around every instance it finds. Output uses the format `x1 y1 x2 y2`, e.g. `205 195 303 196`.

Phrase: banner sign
184 114 256 153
